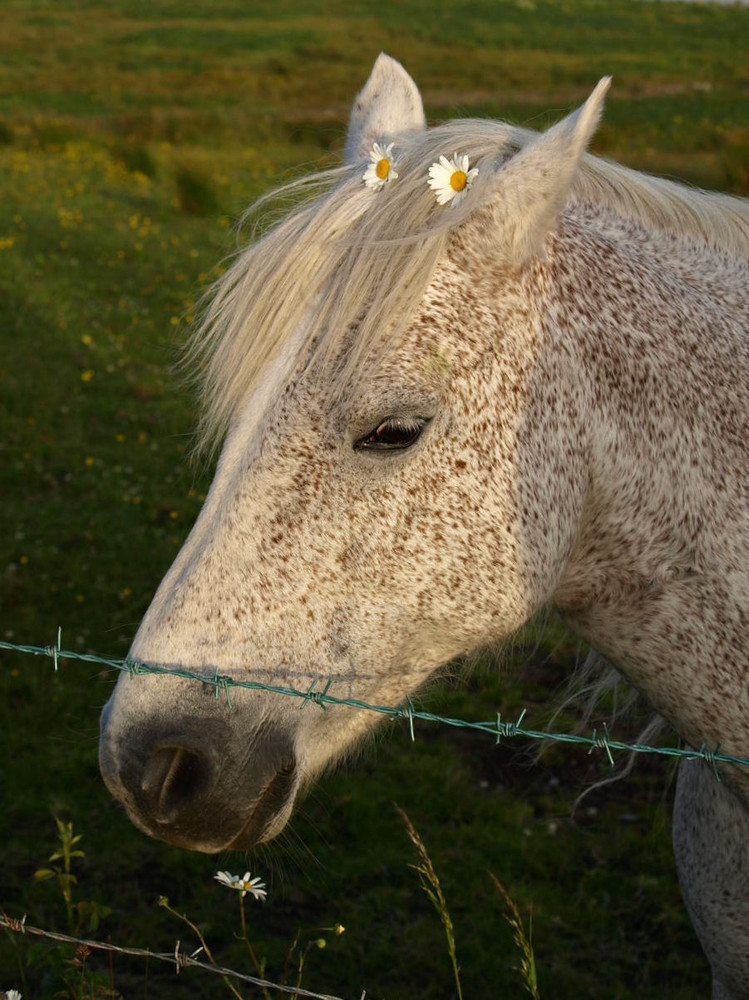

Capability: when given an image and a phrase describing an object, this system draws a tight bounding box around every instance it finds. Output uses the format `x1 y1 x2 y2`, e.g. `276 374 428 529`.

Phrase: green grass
0 0 746 996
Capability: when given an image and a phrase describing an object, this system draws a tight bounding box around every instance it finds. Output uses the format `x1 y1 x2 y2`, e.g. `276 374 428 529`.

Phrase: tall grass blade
489 874 540 1000
396 806 463 1000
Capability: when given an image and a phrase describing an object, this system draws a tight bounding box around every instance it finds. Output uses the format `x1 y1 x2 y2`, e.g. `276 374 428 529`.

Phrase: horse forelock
188 115 749 454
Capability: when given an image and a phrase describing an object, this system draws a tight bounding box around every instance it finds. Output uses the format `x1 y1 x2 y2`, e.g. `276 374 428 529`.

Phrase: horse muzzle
98 679 299 853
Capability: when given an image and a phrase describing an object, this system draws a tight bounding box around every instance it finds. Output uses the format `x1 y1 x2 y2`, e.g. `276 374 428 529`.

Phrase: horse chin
226 764 299 851
228 789 297 851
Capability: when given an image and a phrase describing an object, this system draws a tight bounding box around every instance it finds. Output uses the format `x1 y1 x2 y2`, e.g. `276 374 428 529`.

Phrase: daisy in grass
214 870 267 901
363 141 398 191
427 152 478 207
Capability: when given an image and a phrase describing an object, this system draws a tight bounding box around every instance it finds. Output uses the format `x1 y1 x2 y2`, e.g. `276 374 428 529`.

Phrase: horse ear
478 77 611 265
344 54 426 165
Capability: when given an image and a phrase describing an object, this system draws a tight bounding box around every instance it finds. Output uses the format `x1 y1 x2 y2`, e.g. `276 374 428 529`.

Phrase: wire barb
399 696 416 741
1 911 26 934
174 939 187 972
301 678 332 710
213 669 233 707
43 626 62 671
588 723 615 768
126 658 147 678
699 741 722 781
497 708 527 741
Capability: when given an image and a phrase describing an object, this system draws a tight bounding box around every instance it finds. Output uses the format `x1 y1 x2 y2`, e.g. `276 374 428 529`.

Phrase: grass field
0 1 747 997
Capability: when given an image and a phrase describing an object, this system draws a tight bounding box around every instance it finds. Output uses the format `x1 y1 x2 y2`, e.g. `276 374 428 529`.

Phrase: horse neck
547 215 748 760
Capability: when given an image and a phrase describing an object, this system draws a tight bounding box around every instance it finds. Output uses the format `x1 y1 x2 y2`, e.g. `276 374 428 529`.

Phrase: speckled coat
99 56 748 998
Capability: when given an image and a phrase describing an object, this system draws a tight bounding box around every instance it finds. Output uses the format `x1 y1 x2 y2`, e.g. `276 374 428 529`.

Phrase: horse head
99 55 611 852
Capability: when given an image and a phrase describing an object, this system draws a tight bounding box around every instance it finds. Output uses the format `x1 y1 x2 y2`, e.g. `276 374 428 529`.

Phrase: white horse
99 56 749 998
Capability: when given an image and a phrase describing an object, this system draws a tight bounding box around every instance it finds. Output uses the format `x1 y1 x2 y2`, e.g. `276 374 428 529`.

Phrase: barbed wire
0 913 355 1000
1 634 747 776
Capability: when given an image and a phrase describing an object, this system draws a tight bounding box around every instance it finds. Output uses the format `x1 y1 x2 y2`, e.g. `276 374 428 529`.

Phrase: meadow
0 1 747 997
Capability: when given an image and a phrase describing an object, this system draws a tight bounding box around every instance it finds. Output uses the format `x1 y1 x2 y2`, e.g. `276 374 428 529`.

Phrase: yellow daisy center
376 157 390 180
449 170 468 192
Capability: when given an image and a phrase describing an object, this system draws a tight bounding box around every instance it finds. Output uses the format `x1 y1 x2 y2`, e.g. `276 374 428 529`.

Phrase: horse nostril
141 746 211 823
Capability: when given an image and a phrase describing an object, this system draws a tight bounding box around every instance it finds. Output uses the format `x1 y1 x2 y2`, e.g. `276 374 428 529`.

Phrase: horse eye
354 416 428 452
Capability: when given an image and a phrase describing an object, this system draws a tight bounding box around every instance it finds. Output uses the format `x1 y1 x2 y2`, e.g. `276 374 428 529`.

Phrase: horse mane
188 116 749 453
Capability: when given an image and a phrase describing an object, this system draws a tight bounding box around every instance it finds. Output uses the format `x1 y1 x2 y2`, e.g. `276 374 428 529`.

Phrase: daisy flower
427 152 478 207
363 141 398 191
214 870 267 901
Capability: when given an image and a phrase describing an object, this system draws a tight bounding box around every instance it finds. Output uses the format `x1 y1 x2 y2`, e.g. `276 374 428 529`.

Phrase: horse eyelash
354 415 429 451
380 416 425 434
